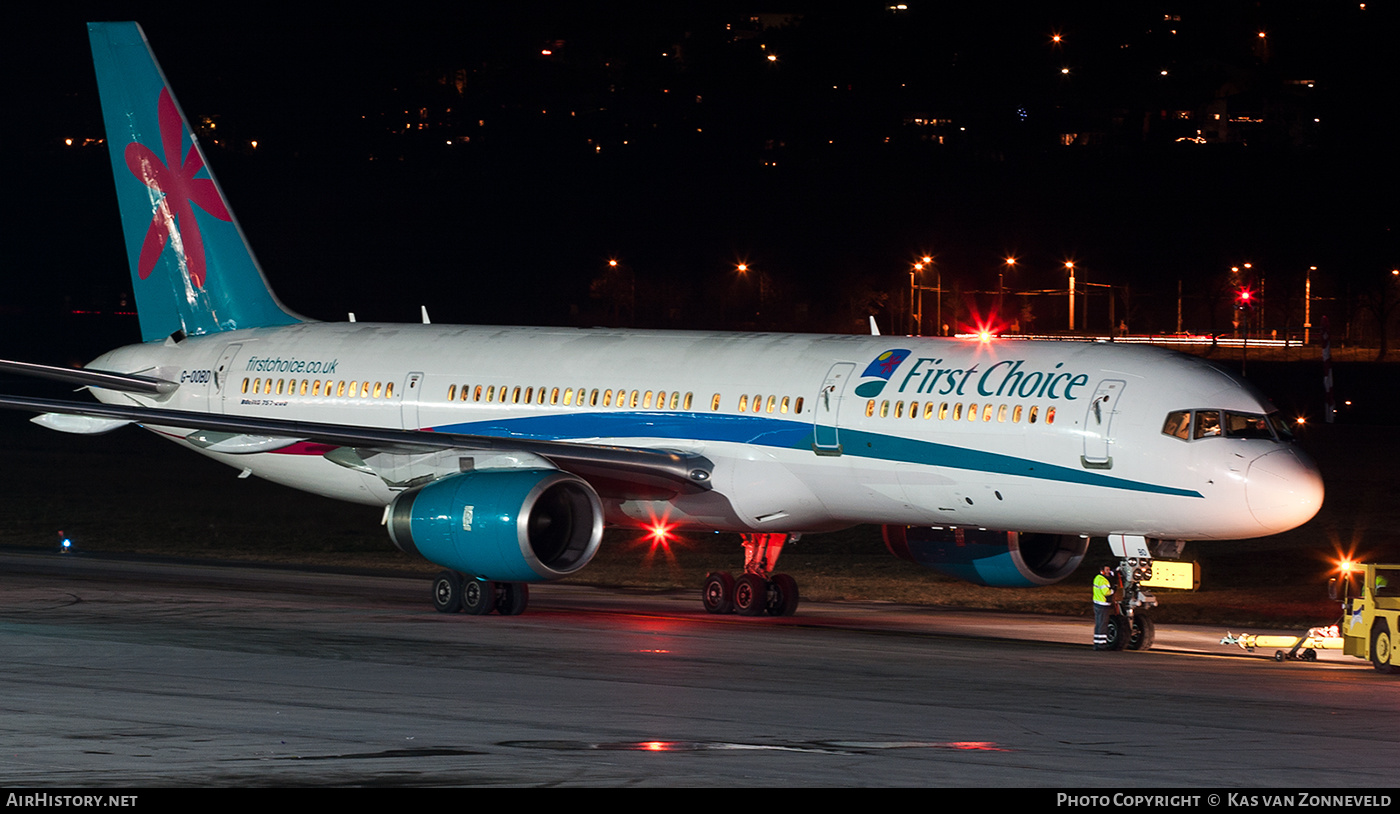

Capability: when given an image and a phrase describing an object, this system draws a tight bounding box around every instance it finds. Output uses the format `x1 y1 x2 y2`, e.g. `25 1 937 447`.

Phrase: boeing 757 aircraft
0 23 1323 647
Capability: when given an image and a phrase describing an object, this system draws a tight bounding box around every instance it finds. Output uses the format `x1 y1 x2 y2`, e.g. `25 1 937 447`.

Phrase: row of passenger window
236 374 811 417
242 377 394 399
445 384 805 415
866 399 1058 425
448 384 694 410
736 394 805 415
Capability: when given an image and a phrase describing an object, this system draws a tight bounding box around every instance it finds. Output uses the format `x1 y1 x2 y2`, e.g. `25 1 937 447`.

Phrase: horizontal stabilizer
0 358 178 396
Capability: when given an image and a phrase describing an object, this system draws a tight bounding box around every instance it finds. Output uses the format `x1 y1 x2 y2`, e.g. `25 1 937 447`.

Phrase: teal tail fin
88 22 301 343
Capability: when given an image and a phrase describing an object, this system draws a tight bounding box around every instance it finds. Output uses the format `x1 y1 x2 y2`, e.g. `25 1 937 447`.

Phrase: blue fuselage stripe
429 412 1203 499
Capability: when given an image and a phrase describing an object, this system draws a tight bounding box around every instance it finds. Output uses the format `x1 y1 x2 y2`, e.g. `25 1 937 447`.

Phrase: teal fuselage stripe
835 428 1201 498
429 412 1203 499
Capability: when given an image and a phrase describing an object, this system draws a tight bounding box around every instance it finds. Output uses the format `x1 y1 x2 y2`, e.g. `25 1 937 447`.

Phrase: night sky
6 2 1398 359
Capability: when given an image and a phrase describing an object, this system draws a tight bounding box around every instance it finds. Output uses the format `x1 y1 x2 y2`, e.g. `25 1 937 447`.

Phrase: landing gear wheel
766 573 800 617
432 571 463 614
733 574 768 616
1127 613 1155 651
496 582 529 616
1104 614 1130 651
461 578 497 616
1372 621 1397 674
702 572 735 614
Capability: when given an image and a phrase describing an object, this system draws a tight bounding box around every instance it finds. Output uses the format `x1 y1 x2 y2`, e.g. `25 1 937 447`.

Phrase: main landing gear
702 533 801 617
432 571 529 616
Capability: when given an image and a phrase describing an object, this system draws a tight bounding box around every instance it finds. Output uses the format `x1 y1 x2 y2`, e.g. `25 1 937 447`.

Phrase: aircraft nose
1245 447 1324 533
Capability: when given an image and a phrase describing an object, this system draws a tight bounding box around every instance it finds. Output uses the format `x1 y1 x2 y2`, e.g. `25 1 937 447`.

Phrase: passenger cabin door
213 344 242 414
401 371 424 431
813 362 854 456
1081 379 1125 469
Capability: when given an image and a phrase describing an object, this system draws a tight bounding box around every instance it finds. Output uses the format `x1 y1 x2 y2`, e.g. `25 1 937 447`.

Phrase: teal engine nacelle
882 526 1088 587
387 469 603 582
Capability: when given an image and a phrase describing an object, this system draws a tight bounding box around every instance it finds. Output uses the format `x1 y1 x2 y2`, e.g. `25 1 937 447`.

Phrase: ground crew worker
1093 565 1114 650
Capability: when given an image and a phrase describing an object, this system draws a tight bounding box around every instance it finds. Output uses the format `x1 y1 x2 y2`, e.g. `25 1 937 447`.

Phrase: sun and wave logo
124 88 231 289
854 349 910 397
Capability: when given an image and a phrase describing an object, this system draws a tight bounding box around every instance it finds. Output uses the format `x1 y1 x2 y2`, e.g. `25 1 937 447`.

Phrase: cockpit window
1193 410 1222 439
1162 410 1190 440
1222 411 1273 440
1165 408 1289 442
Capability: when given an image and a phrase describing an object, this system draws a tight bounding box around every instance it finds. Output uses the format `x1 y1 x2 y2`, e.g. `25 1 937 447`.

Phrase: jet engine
882 526 1089 587
387 469 603 582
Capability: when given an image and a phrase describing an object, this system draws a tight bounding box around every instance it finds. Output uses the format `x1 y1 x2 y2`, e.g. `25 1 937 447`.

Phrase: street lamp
1065 261 1076 331
1305 266 1315 345
1001 257 1016 326
1230 263 1254 338
910 261 923 335
909 255 938 336
923 256 939 336
736 263 765 319
1237 286 1255 374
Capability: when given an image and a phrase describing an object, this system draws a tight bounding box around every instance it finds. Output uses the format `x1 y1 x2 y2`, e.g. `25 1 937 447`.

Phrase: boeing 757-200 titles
0 23 1323 645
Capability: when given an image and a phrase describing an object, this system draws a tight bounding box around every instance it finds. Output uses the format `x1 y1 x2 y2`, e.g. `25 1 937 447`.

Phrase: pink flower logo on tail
124 88 231 288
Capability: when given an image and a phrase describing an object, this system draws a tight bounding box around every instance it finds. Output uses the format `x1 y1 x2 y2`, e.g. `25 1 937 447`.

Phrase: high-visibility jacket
1093 574 1112 606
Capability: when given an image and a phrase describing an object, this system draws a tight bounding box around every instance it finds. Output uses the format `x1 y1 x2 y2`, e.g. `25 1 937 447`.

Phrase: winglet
868 316 881 336
87 22 301 343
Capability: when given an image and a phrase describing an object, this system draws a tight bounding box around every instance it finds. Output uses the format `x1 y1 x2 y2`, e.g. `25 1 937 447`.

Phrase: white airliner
0 23 1323 644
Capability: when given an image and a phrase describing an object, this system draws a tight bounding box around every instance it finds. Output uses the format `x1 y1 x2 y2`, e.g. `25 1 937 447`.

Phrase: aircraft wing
0 393 714 499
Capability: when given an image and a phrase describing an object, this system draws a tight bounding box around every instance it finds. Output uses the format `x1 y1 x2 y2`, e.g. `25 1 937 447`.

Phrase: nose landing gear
1105 535 1175 651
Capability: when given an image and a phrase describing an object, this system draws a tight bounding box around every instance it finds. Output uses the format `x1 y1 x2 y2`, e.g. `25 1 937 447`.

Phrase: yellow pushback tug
1334 563 1400 673
1220 562 1400 670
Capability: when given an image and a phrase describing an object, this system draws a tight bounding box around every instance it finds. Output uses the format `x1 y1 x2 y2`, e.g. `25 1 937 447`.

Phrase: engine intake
883 526 1088 587
388 469 603 582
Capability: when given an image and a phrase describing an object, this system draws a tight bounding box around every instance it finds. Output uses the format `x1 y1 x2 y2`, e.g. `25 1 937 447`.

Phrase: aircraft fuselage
89 323 1323 541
